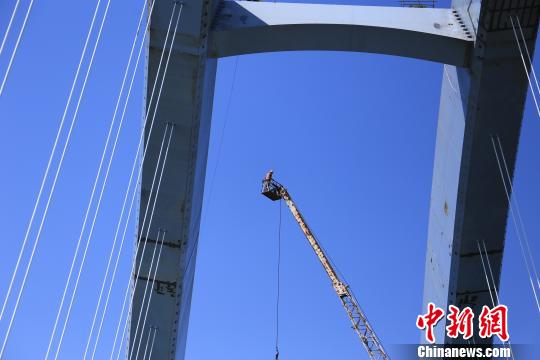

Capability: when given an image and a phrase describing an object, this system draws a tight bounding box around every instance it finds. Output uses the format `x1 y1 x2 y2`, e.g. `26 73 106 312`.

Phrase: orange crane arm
262 172 389 360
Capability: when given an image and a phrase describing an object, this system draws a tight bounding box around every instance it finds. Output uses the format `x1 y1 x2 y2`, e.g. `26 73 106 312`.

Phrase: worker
265 170 273 181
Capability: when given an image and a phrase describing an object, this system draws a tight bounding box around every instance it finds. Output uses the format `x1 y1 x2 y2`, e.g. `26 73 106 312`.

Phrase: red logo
417 303 509 342
416 302 445 343
478 305 509 342
446 305 474 340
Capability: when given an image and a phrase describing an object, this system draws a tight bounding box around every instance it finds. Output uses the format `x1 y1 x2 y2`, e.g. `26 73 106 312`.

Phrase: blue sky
0 0 539 359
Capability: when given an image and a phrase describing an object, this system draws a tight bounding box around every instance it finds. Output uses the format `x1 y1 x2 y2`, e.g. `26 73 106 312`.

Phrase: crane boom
262 172 389 360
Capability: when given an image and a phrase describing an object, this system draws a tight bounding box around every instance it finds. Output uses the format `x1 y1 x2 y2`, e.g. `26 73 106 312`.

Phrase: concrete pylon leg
128 0 217 357
423 1 539 344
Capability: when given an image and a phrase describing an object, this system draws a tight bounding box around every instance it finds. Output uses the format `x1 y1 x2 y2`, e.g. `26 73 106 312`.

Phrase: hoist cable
0 0 35 96
0 0 103 326
83 2 156 358
275 200 282 359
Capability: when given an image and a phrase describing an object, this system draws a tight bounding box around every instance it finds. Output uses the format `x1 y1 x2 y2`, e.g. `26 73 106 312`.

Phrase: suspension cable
495 136 540 291
134 228 167 360
129 226 165 359
0 1 109 357
478 240 514 359
143 326 156 360
131 229 165 355
83 2 156 358
111 130 172 360
111 227 158 360
481 241 501 306
96 2 182 357
111 122 170 360
0 0 35 96
46 2 121 359
111 4 184 357
515 16 540 99
0 0 21 55
109 3 182 355
147 327 158 360
141 327 154 360
477 241 496 307
510 16 540 117
0 0 103 325
490 136 540 312
128 125 176 360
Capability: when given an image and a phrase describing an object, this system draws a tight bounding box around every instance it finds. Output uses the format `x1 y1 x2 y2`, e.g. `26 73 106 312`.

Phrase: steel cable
515 17 540 100
113 2 183 356
141 327 153 360
477 241 496 307
0 0 21 55
111 123 170 360
510 17 540 117
481 241 501 306
275 200 282 359
495 136 540 291
0 0 35 96
174 55 241 306
125 124 175 360
0 0 108 356
83 2 156 358
0 0 103 325
147 327 158 360
490 136 540 312
478 240 514 359
128 226 165 359
133 227 166 359
143 326 156 360
94 2 180 357
108 3 181 355
205 56 239 205
44 0 122 357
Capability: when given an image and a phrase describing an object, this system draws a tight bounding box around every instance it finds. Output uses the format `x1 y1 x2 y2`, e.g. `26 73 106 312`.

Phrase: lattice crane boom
262 171 389 360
